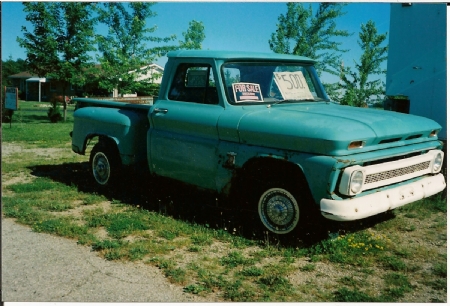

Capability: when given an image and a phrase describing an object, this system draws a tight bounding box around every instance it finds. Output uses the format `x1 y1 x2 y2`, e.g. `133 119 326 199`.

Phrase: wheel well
227 157 312 209
84 134 118 155
240 157 308 186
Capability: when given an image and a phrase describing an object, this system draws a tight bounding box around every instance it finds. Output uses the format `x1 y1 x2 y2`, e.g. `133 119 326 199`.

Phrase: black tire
89 142 121 186
242 168 315 236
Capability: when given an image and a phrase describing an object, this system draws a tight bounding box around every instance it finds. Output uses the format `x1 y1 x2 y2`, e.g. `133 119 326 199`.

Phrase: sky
2 1 391 83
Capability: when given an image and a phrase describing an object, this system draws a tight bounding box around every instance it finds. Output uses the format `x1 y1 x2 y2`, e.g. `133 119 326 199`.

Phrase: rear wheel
89 142 120 186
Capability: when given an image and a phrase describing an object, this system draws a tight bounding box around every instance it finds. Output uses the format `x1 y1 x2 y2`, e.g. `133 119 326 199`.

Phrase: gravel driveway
2 217 212 302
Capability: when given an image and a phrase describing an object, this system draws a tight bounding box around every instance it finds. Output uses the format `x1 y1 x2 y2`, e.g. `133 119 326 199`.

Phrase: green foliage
32 218 89 238
309 231 389 265
258 274 292 294
128 242 151 261
220 251 255 268
337 20 388 107
300 263 316 272
2 56 27 87
432 262 447 278
383 272 414 299
190 232 213 246
47 105 62 123
184 284 209 295
95 2 177 94
17 2 60 77
102 211 151 239
241 266 264 277
16 2 204 100
179 20 205 50
18 3 96 95
269 3 350 76
165 267 187 284
334 287 380 302
379 256 408 272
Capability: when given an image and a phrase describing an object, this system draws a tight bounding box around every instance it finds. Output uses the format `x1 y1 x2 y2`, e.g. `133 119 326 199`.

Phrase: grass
1 100 447 302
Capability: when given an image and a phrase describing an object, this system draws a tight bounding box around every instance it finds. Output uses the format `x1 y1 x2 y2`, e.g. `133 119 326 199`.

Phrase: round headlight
433 153 443 173
350 170 364 194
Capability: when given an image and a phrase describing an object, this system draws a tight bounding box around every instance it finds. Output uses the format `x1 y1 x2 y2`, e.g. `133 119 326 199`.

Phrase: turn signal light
429 130 438 137
348 140 365 150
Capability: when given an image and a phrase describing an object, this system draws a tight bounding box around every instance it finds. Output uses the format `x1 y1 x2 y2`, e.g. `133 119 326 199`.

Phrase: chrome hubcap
259 188 299 234
93 153 110 185
266 195 295 226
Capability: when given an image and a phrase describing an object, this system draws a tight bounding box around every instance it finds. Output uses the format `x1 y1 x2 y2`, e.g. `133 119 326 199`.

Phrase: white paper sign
186 70 208 87
273 71 314 101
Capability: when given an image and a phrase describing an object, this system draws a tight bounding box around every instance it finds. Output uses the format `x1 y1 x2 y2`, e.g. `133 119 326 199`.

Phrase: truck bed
73 98 152 113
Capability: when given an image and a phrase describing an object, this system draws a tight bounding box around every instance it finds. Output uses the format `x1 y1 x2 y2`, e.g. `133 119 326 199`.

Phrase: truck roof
167 50 315 63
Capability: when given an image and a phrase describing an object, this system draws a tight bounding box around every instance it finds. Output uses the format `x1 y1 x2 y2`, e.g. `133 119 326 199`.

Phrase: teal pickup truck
71 50 446 235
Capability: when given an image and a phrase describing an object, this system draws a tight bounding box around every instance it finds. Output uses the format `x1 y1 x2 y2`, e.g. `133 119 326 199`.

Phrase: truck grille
365 161 431 185
338 150 442 196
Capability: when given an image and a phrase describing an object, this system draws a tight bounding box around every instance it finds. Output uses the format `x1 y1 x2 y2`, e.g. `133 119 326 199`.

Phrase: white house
113 63 164 97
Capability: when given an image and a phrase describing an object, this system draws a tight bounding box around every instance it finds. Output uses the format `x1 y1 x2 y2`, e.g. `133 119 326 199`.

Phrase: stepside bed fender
72 106 149 166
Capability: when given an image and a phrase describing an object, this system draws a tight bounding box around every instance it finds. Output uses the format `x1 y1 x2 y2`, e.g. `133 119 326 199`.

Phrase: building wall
386 3 447 140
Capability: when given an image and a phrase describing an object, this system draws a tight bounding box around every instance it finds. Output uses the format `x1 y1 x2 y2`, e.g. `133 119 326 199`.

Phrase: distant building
8 63 164 102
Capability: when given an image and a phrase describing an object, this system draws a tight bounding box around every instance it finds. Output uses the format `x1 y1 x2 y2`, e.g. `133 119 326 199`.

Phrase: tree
95 2 177 95
269 3 350 76
338 20 388 107
2 56 27 88
17 2 96 121
179 20 205 50
17 2 59 78
54 3 97 92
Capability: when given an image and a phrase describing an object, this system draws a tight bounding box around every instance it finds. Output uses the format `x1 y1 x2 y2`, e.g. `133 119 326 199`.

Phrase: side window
168 64 219 104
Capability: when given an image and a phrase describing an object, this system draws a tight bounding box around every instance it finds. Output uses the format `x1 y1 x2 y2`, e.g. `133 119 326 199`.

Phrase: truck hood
237 102 441 156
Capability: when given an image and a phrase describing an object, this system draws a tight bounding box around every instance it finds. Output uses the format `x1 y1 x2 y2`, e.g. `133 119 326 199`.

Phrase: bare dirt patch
2 142 70 160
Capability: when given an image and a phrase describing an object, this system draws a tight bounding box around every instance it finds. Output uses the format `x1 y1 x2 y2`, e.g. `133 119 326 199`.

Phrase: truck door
149 63 223 190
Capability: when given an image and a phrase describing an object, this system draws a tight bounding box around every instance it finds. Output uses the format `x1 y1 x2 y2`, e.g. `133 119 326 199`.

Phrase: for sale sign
5 87 18 110
232 83 264 103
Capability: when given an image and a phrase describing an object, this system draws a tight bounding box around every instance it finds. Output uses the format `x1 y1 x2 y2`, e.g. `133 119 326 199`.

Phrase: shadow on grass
28 162 396 248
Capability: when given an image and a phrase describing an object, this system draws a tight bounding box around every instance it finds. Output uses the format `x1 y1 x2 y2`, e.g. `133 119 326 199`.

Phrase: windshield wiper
271 98 322 106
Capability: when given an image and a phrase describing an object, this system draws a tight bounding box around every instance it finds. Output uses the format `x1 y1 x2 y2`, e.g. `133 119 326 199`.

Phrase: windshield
222 61 328 105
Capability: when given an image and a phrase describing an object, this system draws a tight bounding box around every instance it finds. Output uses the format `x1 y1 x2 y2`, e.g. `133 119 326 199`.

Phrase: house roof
8 71 36 79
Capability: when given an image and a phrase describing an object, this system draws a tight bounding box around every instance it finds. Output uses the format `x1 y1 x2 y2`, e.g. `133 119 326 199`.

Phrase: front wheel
258 187 300 234
89 143 120 186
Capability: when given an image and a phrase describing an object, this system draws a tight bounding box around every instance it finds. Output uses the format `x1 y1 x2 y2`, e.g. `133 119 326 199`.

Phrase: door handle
153 108 168 114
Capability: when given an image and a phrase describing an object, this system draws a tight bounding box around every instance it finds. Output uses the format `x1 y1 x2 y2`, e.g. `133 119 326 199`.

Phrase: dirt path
2 217 213 302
